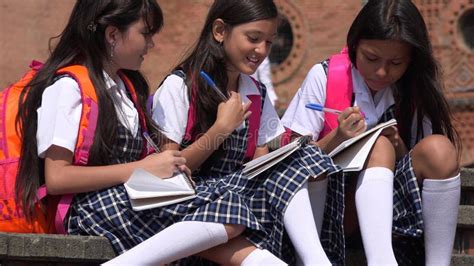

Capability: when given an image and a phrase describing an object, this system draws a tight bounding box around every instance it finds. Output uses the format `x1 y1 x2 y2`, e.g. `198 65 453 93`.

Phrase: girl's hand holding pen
140 150 190 179
336 106 367 140
214 91 252 135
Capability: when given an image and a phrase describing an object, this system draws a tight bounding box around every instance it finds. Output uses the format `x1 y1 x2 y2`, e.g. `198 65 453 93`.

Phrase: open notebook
242 135 312 179
124 168 196 211
329 118 397 172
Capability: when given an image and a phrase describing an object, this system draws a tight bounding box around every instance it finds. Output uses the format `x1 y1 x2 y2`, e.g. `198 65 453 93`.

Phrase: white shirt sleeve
281 64 327 140
257 88 285 145
37 77 82 158
152 74 190 144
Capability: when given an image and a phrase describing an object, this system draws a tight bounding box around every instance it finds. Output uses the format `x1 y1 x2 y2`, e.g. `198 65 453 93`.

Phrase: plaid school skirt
68 124 345 264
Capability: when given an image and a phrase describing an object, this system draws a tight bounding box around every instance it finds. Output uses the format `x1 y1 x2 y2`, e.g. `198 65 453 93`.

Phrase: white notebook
124 168 196 211
243 136 311 179
329 119 397 172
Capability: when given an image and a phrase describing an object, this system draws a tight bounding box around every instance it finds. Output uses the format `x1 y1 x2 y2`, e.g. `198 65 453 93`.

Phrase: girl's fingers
243 111 252 120
242 101 252 112
174 157 187 166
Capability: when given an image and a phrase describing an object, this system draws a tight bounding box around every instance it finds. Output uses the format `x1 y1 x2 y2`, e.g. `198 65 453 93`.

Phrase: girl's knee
224 224 245 239
366 136 396 170
412 135 459 179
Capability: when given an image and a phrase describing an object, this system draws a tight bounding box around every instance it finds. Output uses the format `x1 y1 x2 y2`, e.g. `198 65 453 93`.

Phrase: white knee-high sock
284 183 331 265
241 248 287 265
308 178 328 236
355 167 397 266
423 174 461 266
102 221 228 265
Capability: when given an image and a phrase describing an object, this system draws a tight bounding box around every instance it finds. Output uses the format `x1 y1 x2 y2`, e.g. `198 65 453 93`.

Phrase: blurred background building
1 0 473 166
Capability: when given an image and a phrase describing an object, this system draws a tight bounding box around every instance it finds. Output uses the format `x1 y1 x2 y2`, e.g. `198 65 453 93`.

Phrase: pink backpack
281 48 353 146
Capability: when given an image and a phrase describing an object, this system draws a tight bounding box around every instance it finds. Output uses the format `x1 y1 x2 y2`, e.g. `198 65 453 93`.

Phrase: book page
125 169 194 199
242 136 310 179
243 139 300 173
129 194 197 211
332 128 384 172
328 119 396 157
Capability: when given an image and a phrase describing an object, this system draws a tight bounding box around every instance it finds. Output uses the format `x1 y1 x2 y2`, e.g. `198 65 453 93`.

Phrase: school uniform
282 60 433 264
153 73 345 264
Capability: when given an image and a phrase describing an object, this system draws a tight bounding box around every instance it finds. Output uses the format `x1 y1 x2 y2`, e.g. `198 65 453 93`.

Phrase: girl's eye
366 56 378 62
391 61 402 66
248 36 259 42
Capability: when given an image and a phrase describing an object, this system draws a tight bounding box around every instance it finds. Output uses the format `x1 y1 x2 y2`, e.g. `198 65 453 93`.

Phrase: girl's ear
105 25 120 45
212 19 226 44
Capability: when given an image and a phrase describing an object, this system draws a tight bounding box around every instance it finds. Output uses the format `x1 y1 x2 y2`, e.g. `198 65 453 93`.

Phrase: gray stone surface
0 233 114 263
461 168 474 189
458 205 474 229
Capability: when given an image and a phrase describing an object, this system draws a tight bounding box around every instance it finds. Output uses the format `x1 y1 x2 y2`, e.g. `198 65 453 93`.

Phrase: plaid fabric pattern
186 130 344 264
378 105 424 237
180 84 344 264
378 106 425 265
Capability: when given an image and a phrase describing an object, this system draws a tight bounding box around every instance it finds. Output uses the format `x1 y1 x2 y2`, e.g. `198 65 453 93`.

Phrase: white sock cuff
241 249 286 265
358 167 394 184
423 173 461 192
202 222 229 244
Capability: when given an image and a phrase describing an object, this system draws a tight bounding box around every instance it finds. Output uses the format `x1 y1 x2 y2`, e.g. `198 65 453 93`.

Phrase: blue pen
305 103 366 118
143 132 160 153
199 70 228 101
305 103 342 115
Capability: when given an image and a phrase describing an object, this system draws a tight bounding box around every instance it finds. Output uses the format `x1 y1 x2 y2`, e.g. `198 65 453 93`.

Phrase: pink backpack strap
184 75 262 161
319 48 353 140
280 127 293 147
54 194 73 234
245 77 263 161
184 82 198 143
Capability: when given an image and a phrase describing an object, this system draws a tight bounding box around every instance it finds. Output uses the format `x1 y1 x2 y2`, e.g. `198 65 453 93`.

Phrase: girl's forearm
315 128 346 154
179 124 231 171
45 158 140 195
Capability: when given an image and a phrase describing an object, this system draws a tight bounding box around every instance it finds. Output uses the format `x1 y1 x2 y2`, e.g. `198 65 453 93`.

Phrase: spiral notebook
124 168 196 211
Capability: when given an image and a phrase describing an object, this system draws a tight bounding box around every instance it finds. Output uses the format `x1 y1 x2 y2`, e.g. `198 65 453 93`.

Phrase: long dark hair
176 0 278 138
16 0 164 220
347 0 460 150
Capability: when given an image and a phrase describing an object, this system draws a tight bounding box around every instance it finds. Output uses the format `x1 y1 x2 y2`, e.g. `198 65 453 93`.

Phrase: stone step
0 232 114 263
458 205 474 229
461 168 474 189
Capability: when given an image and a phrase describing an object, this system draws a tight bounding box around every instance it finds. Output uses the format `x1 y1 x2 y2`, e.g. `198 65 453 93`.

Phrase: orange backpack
0 61 148 233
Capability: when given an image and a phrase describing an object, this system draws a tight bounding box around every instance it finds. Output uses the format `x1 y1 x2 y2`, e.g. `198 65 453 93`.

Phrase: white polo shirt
281 63 432 148
152 73 285 146
36 72 139 158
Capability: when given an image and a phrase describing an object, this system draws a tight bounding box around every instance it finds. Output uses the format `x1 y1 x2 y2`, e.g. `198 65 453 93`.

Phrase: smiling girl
145 0 345 264
282 0 461 265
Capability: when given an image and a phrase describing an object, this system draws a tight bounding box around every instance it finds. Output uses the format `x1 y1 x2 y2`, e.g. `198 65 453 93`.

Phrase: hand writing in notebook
142 132 191 179
334 106 367 140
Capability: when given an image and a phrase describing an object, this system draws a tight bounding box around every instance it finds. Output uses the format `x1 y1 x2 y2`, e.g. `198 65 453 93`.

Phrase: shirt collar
103 71 121 91
238 74 261 97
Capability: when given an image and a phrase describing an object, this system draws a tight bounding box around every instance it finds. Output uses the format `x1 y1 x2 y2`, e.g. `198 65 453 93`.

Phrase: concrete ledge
0 167 472 264
0 232 115 263
461 168 474 189
458 206 474 229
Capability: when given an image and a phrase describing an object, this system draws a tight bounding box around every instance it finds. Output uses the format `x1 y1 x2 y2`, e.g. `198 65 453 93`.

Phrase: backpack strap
245 77 263 162
182 73 263 162
280 48 353 145
319 47 353 140
51 66 147 234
